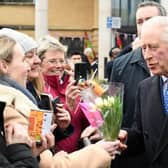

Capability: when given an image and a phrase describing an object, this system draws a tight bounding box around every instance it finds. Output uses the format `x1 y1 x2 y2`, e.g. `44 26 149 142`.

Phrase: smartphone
40 93 53 111
0 101 6 114
28 109 53 145
74 62 88 85
0 101 6 133
52 97 60 113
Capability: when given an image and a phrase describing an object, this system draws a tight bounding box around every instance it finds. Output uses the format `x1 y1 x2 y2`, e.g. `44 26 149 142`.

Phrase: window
112 0 160 48
0 0 34 3
60 37 84 56
112 0 160 27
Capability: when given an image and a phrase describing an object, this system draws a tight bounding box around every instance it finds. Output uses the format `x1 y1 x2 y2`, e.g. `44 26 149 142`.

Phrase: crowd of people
0 28 123 167
0 1 168 168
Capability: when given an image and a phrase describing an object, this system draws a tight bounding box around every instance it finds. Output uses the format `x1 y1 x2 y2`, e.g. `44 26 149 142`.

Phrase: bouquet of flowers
80 81 124 141
95 82 124 141
95 94 123 140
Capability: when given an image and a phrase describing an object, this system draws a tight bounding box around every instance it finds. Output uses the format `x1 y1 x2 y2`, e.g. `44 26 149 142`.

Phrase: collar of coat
0 75 37 105
129 48 150 74
0 84 38 119
115 47 150 76
129 47 145 64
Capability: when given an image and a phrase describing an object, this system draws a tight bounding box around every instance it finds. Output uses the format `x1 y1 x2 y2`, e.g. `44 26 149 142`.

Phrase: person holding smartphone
0 34 55 164
0 101 39 168
0 28 71 133
1 123 39 168
0 31 124 168
37 35 91 153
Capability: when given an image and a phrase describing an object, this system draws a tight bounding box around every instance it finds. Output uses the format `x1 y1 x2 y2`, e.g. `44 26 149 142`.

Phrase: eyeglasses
43 58 65 65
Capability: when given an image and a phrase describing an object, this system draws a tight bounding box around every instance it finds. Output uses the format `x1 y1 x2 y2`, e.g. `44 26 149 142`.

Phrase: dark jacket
127 76 168 167
110 47 150 128
0 101 39 168
106 43 133 81
117 43 132 57
110 48 150 168
0 144 39 168
105 60 114 81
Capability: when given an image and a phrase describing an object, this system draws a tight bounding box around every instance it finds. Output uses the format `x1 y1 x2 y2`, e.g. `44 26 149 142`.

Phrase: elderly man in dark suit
110 1 167 168
111 0 166 130
120 16 168 168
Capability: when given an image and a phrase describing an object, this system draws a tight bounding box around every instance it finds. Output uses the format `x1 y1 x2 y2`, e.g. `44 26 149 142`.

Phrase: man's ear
0 60 8 74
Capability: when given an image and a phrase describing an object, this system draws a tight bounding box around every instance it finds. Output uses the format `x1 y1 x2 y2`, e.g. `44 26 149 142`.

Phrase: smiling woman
0 35 30 87
38 35 67 77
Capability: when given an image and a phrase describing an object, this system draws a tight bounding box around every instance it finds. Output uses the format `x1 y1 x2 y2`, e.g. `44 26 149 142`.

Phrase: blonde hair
37 35 67 60
0 35 16 63
31 71 45 95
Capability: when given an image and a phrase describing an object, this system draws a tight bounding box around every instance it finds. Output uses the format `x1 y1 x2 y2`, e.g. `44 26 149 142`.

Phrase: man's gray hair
142 16 168 43
137 1 167 16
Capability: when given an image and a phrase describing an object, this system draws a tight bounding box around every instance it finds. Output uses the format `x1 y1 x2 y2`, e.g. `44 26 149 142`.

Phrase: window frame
0 0 34 5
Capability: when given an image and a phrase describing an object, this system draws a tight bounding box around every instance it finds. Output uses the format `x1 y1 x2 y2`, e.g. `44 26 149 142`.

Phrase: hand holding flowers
80 81 124 141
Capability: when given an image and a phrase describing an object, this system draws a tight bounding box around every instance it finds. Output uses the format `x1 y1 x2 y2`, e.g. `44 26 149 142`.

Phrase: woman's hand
81 126 103 142
54 103 71 130
65 80 80 111
5 123 33 147
31 132 55 157
96 140 120 160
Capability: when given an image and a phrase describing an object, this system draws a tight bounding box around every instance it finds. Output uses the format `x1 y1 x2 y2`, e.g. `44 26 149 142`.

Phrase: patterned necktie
163 80 168 114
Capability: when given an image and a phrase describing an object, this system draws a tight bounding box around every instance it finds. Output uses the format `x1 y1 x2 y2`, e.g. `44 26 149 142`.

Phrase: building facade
0 0 167 78
0 0 98 53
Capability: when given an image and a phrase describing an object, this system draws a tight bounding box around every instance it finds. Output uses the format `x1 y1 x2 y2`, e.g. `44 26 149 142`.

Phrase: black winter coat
0 143 39 168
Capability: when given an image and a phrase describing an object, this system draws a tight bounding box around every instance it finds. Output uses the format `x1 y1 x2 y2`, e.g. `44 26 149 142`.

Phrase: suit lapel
152 77 168 162
152 117 168 162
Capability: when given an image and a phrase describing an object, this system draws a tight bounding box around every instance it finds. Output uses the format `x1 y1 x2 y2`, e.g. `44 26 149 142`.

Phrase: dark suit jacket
110 48 150 168
127 76 168 167
110 47 150 128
